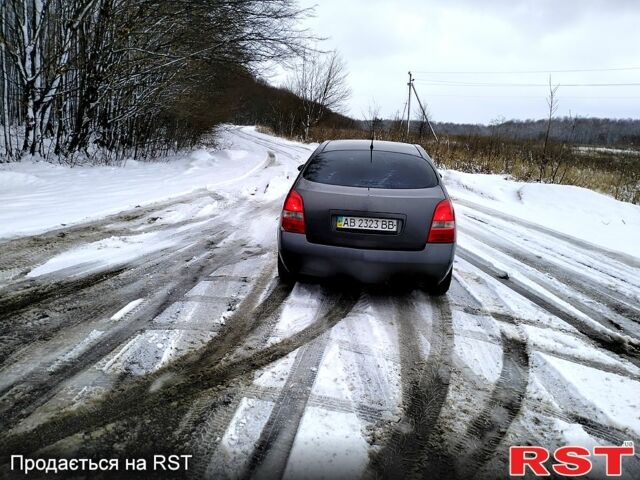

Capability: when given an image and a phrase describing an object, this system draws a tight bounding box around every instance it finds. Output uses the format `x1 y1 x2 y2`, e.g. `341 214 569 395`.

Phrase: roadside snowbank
0 141 267 239
2 125 638 262
444 170 640 258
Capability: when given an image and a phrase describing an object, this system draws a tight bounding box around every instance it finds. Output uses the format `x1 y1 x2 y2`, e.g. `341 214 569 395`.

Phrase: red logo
509 442 635 477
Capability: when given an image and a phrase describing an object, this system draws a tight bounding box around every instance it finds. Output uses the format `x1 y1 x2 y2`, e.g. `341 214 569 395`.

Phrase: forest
433 117 640 146
0 1 638 203
0 0 311 162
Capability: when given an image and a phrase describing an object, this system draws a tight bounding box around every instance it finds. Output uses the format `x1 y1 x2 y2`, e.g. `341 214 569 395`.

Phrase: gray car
277 139 456 294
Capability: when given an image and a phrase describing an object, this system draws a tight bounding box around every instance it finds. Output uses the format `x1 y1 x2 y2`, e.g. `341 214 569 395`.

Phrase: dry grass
298 125 640 204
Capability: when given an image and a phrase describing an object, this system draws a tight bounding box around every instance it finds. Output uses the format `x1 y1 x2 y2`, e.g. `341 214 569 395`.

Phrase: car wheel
277 255 297 284
427 269 452 296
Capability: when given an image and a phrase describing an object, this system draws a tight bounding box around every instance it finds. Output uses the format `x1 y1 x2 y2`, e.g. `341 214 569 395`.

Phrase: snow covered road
1 126 639 479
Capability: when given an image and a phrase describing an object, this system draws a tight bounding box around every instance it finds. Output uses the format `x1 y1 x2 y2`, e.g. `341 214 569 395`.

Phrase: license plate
336 216 398 232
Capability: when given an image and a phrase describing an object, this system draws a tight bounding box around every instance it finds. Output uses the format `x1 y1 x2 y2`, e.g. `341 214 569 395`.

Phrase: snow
311 341 355 401
454 261 577 334
128 197 223 229
522 323 639 375
329 300 403 413
47 329 104 373
152 299 227 331
533 353 640 436
101 329 216 376
267 283 326 345
443 169 640 258
552 419 610 478
460 235 627 331
283 406 369 480
253 350 298 390
207 397 274 479
452 316 503 384
0 132 269 239
458 209 640 300
3 125 640 468
575 145 640 156
7 124 635 260
27 232 178 277
110 299 144 321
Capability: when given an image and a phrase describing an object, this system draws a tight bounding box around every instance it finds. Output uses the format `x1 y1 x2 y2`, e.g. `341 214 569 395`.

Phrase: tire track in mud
459 224 640 324
342 297 400 419
0 267 289 456
569 413 640 446
527 403 640 462
229 128 311 161
459 211 640 291
180 387 247 480
0 220 239 365
453 333 530 478
242 385 387 423
451 277 639 381
457 248 640 366
0 233 245 430
0 267 127 323
0 190 223 285
527 402 640 479
0 191 277 366
244 338 329 479
458 237 636 336
73 271 295 479
452 274 640 477
168 272 297 474
242 288 360 480
175 264 293 373
187 286 359 479
454 198 640 269
368 294 455 479
460 226 640 338
456 322 638 382
0 283 362 460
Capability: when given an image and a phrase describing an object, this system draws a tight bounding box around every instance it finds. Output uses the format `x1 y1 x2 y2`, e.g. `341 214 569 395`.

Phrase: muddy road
1 127 639 479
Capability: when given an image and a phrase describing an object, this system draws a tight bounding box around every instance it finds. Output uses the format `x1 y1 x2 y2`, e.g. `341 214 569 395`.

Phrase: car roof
322 139 422 157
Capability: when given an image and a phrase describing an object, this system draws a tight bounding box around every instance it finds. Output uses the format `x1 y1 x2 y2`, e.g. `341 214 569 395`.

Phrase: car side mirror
297 164 304 171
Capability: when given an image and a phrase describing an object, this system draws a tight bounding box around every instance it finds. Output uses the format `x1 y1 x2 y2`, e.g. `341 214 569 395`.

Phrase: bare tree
538 76 560 181
550 112 577 184
0 0 313 163
286 49 351 139
0 0 12 159
362 99 382 140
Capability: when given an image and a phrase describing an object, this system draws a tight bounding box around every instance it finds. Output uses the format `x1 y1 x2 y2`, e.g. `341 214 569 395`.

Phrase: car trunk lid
297 178 445 251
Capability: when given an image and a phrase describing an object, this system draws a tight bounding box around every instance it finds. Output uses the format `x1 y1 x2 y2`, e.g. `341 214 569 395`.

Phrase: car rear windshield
302 150 439 189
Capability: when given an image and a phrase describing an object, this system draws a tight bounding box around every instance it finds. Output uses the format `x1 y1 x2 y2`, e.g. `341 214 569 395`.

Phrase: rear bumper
278 230 455 284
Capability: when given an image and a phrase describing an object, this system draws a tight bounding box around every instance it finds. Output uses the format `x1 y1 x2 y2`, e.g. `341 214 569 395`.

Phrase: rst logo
509 442 635 477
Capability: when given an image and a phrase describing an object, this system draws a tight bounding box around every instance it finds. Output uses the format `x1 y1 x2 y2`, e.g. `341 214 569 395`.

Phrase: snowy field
0 126 639 479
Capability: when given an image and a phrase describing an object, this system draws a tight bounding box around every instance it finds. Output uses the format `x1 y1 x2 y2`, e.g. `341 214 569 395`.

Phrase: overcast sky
278 0 640 124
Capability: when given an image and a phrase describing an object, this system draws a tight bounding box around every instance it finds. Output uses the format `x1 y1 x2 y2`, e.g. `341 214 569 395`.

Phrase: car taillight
281 190 305 234
427 199 456 243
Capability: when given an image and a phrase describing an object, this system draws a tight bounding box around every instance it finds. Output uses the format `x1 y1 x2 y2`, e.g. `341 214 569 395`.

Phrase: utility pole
406 71 413 137
411 83 438 142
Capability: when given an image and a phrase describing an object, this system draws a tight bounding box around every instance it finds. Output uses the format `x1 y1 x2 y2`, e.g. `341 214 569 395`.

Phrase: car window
302 150 439 189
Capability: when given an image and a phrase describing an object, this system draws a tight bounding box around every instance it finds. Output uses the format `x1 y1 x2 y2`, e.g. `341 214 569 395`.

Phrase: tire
427 269 452 296
277 255 297 284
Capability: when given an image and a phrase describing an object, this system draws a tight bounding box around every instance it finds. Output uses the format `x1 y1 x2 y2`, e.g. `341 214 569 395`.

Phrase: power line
412 66 640 74
423 94 640 99
414 80 640 87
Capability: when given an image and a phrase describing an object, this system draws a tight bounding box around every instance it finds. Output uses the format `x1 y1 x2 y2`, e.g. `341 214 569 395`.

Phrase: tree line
231 69 354 140
0 0 311 163
432 117 640 147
